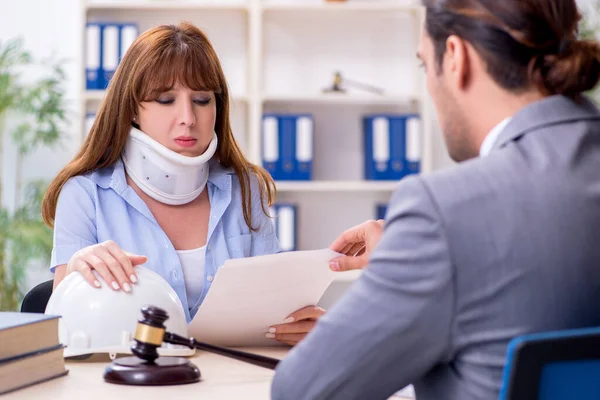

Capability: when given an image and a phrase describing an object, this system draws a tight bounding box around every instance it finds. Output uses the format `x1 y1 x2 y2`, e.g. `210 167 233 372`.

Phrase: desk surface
5 348 412 399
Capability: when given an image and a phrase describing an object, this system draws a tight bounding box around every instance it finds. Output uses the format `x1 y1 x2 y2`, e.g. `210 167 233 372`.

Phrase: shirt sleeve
270 176 455 400
50 177 98 273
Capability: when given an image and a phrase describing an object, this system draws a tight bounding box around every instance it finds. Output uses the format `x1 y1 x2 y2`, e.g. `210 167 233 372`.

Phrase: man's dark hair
422 0 600 98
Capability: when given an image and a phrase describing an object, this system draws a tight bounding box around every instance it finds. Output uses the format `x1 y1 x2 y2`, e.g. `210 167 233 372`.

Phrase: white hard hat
45 266 195 359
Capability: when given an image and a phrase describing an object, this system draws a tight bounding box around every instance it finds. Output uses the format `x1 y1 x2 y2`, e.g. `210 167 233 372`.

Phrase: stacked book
0 313 67 395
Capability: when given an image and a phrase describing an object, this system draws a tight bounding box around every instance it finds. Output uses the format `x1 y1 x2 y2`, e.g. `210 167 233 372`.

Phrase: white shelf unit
85 89 248 103
87 1 250 10
261 0 418 11
275 181 399 192
262 93 419 106
82 0 435 253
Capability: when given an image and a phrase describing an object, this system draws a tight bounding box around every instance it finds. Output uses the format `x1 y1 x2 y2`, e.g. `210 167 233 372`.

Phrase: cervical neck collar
121 126 218 205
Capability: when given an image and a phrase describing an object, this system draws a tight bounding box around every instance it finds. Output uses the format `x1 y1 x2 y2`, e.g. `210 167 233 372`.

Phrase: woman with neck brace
41 22 322 346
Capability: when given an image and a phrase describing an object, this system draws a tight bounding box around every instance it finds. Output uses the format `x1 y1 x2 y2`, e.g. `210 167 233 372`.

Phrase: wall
0 0 469 292
0 0 84 288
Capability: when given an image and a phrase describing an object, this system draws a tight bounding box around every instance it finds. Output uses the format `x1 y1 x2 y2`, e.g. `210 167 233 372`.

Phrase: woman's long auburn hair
42 22 276 230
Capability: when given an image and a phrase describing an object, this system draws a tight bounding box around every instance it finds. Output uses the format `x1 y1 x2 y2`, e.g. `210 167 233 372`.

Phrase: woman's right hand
66 240 148 292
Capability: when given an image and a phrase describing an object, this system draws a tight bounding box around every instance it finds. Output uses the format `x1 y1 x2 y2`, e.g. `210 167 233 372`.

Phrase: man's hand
266 306 326 346
328 219 385 271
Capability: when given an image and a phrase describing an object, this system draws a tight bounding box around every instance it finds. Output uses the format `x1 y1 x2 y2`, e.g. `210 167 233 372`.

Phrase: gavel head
131 305 170 363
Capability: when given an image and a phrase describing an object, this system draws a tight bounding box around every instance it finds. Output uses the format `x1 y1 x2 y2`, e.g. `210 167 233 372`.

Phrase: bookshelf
82 0 434 253
261 1 418 12
86 1 250 10
275 181 399 192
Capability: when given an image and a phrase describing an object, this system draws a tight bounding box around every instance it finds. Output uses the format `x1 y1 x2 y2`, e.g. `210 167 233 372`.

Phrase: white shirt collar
479 117 512 157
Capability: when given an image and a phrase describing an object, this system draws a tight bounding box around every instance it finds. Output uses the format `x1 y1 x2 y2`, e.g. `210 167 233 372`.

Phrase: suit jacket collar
490 95 600 153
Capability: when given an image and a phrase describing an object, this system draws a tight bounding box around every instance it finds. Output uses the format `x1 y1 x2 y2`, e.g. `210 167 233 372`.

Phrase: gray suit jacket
271 95 600 400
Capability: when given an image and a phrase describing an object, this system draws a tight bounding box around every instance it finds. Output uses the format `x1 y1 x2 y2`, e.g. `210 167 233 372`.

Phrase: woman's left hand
266 305 326 346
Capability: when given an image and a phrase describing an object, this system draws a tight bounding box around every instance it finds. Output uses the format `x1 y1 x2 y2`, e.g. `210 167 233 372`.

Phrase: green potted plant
580 0 600 103
0 37 70 311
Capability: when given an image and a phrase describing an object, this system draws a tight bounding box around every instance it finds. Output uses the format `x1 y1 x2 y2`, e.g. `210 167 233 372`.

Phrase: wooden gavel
131 305 280 370
104 304 281 386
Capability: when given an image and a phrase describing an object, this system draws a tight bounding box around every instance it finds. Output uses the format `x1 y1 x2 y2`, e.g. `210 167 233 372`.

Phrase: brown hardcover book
0 312 60 361
0 345 68 395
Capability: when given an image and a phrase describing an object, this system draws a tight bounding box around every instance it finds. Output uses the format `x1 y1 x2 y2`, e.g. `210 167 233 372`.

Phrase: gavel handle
163 332 280 370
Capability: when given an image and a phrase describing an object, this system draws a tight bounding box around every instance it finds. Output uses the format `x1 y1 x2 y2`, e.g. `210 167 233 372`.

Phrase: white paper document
188 248 341 347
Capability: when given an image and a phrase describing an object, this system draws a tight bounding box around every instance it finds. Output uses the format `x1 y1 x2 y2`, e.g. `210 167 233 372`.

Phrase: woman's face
136 82 217 157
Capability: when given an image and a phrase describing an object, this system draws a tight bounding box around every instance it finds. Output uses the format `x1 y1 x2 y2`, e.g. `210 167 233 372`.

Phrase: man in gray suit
270 0 600 399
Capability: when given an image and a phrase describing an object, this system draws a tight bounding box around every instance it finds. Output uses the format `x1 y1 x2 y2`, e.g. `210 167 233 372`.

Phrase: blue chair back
500 327 600 400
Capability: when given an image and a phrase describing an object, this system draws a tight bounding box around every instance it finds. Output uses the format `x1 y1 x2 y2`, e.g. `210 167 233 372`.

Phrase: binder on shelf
295 116 313 179
405 116 422 175
102 23 119 89
262 114 314 181
262 116 279 178
85 23 102 90
376 203 387 220
119 23 139 62
363 114 422 180
270 203 297 252
85 22 139 91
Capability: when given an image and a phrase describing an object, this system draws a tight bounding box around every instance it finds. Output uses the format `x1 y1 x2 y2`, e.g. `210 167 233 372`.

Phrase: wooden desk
5 348 285 400
4 348 413 399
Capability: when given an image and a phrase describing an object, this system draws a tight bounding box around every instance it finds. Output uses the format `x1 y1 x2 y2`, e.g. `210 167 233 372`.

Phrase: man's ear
444 35 470 91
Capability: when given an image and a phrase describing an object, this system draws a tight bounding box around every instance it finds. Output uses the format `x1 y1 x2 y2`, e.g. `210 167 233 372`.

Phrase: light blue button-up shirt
50 157 280 322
